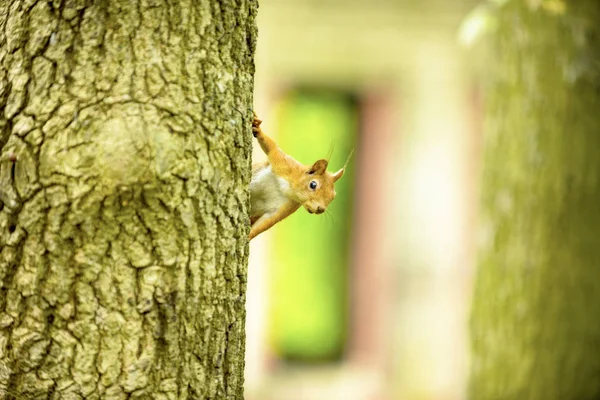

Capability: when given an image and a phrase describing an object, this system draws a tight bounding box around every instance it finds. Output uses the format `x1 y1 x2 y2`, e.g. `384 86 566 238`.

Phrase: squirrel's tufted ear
332 149 354 182
308 159 328 175
332 167 345 182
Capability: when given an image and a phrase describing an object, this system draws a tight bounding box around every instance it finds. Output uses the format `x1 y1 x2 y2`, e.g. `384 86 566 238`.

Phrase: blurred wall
247 1 481 399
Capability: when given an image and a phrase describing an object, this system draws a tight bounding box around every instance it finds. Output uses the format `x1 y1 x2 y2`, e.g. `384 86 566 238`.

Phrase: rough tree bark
0 0 256 398
470 2 600 399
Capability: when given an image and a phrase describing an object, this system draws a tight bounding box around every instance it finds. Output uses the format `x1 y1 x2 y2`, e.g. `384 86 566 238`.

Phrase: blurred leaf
458 3 499 48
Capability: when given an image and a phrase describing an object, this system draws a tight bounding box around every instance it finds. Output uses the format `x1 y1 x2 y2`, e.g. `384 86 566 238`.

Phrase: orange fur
249 115 346 240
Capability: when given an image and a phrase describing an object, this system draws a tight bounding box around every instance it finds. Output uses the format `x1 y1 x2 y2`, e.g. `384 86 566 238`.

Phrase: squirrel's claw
252 113 262 137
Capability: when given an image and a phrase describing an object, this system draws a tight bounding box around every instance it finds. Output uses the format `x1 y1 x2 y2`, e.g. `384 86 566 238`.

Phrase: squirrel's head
293 158 346 215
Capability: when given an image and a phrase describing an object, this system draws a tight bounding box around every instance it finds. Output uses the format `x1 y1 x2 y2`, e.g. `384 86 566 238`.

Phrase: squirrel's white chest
250 166 292 218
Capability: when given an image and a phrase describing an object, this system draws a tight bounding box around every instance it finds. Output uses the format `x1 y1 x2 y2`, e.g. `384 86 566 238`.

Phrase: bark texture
0 0 256 398
470 2 600 399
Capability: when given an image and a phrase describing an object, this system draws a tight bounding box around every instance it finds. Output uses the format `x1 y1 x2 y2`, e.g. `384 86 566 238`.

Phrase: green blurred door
270 89 357 362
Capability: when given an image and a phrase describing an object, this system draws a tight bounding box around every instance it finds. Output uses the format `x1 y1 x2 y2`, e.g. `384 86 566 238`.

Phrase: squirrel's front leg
253 115 287 157
252 114 298 177
249 200 300 240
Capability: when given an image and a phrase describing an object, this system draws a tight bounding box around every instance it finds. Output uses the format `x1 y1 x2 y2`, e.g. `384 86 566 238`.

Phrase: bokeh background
247 1 482 399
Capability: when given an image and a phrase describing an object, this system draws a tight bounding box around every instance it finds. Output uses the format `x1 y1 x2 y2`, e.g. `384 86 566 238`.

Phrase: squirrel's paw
252 114 262 137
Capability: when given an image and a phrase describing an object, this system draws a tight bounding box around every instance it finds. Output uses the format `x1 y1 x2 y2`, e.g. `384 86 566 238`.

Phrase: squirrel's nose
316 207 324 214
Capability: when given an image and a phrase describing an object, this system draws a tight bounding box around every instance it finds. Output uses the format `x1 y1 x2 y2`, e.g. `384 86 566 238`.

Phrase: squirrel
249 114 349 240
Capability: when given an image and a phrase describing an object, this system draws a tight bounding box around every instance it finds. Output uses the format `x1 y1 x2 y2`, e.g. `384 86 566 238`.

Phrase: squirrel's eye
309 181 317 190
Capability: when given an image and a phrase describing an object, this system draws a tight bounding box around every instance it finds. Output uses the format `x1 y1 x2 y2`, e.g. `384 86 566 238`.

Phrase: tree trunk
470 2 600 399
0 0 256 398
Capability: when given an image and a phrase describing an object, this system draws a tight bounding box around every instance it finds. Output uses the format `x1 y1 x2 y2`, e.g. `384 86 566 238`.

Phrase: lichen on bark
0 0 257 398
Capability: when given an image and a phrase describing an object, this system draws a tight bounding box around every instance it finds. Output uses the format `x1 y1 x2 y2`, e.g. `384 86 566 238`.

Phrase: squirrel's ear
332 167 345 182
332 149 354 182
308 159 328 175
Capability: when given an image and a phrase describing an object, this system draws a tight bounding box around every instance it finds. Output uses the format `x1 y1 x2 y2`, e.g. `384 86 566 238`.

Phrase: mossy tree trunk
0 0 256 398
470 2 600 399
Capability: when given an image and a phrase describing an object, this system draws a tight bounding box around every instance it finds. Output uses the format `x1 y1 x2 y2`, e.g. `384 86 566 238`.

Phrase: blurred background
247 1 482 399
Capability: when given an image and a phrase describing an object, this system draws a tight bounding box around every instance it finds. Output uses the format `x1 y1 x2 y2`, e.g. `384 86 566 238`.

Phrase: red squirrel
249 114 349 240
